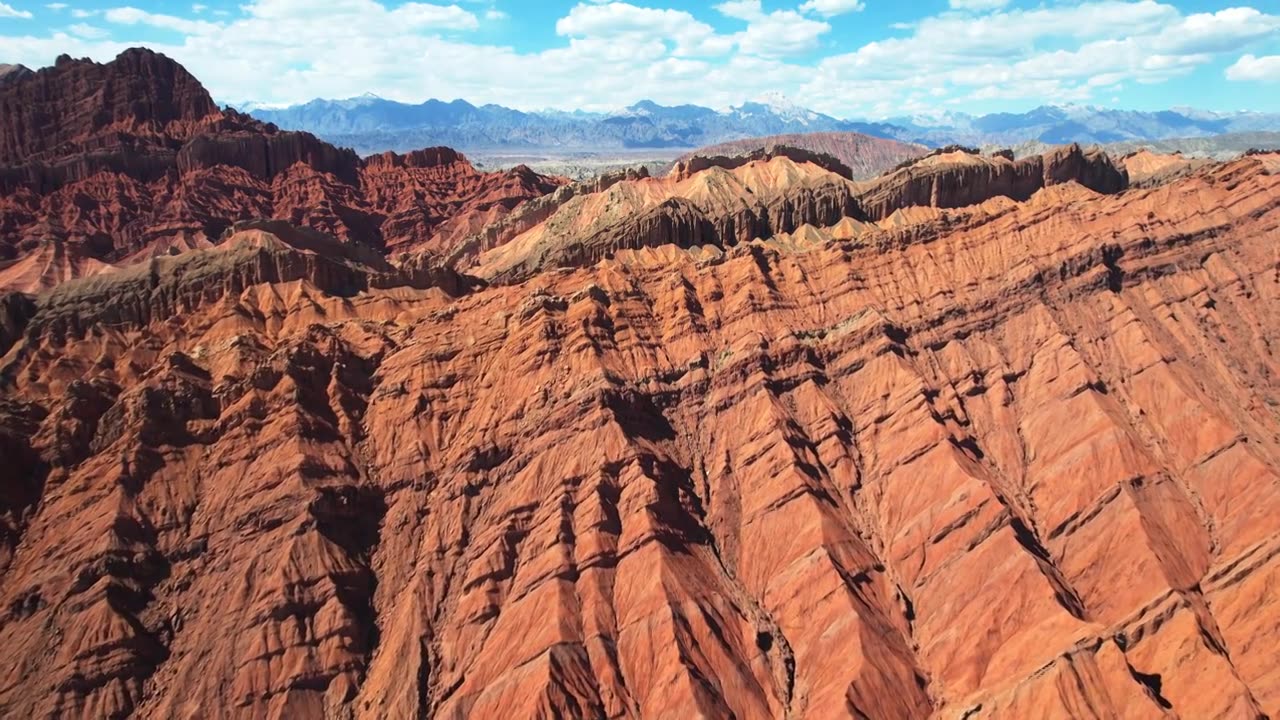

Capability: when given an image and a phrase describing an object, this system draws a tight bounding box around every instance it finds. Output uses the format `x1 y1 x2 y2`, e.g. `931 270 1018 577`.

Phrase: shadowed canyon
1 49 1279 720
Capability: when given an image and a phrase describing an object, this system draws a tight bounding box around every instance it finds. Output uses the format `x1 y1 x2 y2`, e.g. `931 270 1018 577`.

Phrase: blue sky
1 0 1278 117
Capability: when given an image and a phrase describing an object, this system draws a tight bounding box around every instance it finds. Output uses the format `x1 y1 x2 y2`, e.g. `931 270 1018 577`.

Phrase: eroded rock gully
1 150 1278 719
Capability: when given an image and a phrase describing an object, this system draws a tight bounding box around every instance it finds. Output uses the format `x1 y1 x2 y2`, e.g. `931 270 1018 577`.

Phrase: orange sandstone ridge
2 48 1280 720
672 130 927 180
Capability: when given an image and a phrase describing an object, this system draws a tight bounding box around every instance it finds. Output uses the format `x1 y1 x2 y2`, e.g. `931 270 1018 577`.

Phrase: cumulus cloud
66 22 109 38
713 0 831 57
557 2 731 56
104 7 222 35
239 0 476 29
799 1 1279 114
0 2 33 18
387 3 478 30
1227 54 1280 82
734 10 829 57
0 0 1275 118
799 0 865 17
1150 7 1279 55
713 0 760 21
948 0 1009 11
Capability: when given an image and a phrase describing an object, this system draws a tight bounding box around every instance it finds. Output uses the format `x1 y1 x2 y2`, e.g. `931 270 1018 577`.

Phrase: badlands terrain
1 49 1279 720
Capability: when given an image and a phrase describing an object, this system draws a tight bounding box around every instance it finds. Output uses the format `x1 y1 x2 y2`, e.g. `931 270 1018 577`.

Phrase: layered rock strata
465 145 1130 283
0 152 1277 719
672 132 926 181
855 144 1127 220
0 50 563 288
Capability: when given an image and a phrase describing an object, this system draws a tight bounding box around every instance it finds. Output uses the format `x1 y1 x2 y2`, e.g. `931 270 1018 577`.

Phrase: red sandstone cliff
0 49 563 289
2 150 1278 719
462 145 1127 283
1 47 1279 720
854 144 1128 221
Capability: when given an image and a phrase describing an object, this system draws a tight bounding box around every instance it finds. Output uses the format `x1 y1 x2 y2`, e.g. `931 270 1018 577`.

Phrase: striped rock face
1 148 1279 719
0 50 564 294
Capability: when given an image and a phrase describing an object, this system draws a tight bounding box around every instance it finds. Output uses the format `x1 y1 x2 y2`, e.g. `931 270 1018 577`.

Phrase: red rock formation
1 146 1278 718
0 50 216 150
452 144 1135 285
0 64 32 86
856 144 1127 220
668 144 858 181
1122 149 1210 188
0 49 563 287
361 152 563 255
673 131 926 180
3 44 1280 720
468 154 863 282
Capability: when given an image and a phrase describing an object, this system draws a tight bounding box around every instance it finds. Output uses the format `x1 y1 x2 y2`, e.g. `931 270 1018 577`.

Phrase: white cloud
104 7 221 35
799 0 865 17
0 2 33 18
69 8 93 17
45 2 67 10
485 9 506 20
192 3 207 12
557 2 732 56
735 10 829 57
240 0 476 29
798 0 1279 115
1151 7 1280 55
714 0 761 22
0 0 1275 119
67 22 109 38
1227 54 1280 82
713 0 831 57
948 0 1009 11
387 3 478 30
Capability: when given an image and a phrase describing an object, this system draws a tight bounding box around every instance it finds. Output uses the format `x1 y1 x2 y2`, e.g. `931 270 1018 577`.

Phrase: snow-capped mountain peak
333 92 386 109
754 92 819 123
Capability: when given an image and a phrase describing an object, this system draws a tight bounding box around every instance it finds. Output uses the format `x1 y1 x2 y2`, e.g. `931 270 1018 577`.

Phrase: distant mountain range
242 94 1280 156
242 94 900 155
1009 131 1280 163
886 105 1280 147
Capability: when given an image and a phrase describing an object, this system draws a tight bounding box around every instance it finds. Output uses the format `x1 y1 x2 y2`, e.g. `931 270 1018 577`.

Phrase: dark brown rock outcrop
174 126 361 183
21 220 473 342
0 63 32 87
672 131 926 180
0 49 217 168
0 290 34 356
669 144 856 181
856 143 1128 220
